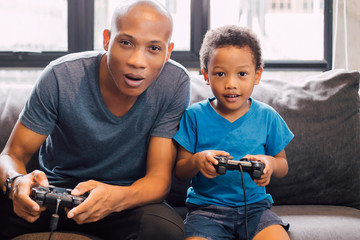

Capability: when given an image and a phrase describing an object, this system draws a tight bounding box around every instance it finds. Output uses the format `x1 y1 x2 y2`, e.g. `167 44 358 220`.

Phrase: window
0 0 67 52
0 0 332 71
94 0 191 51
209 0 328 66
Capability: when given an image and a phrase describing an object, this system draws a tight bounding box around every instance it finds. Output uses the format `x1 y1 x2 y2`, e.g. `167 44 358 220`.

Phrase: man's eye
120 40 132 46
150 46 161 52
239 72 247 77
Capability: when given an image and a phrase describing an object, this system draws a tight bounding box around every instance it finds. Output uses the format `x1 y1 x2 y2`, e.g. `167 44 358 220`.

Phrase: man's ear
255 67 263 85
201 69 210 85
103 29 111 51
165 42 174 62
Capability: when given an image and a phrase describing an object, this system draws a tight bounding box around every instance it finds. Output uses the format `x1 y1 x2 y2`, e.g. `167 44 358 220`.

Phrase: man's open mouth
124 74 144 87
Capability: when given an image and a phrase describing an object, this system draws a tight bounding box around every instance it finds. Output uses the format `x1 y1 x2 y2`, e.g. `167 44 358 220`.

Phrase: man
0 0 189 239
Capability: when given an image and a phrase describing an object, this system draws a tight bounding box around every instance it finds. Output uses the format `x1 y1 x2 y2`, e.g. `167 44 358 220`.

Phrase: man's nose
127 48 147 68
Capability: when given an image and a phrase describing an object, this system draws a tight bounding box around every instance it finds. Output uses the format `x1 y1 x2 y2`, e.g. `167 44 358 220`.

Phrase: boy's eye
238 72 247 77
216 72 225 77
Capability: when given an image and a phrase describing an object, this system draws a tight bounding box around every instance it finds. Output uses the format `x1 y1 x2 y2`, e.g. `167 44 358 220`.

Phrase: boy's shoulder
251 98 277 113
186 98 211 111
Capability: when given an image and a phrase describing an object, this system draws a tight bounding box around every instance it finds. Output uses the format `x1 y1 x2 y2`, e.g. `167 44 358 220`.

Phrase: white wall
333 0 360 71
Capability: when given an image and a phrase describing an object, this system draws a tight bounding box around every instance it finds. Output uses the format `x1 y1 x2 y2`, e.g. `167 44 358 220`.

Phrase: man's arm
67 136 177 224
128 136 177 204
0 120 48 222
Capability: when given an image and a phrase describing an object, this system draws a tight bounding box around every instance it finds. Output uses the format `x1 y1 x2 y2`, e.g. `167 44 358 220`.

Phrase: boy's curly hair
199 25 264 72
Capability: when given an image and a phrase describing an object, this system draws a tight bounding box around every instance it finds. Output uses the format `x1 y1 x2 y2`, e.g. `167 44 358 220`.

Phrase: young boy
173 25 294 240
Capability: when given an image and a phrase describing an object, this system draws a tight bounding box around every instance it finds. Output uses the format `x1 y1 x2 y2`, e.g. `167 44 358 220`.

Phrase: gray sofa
1 69 360 239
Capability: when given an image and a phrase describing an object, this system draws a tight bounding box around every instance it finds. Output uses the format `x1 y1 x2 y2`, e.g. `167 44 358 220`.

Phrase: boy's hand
194 150 229 178
244 154 274 187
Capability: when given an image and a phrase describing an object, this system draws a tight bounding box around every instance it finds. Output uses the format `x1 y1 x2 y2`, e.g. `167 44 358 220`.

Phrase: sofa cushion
252 70 360 209
272 205 360 240
168 70 360 209
0 84 33 150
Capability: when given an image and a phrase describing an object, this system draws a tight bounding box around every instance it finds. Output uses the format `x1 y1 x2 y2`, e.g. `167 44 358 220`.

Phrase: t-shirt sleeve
265 112 294 156
173 108 197 153
20 64 59 136
150 67 190 139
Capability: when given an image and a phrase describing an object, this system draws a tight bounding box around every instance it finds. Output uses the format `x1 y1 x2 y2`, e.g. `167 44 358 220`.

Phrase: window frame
0 0 332 70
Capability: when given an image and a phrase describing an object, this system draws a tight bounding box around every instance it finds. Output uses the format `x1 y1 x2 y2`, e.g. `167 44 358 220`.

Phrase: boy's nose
225 77 237 89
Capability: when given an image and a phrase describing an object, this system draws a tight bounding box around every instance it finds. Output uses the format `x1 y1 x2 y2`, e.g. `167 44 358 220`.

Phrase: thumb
71 180 96 196
32 170 49 187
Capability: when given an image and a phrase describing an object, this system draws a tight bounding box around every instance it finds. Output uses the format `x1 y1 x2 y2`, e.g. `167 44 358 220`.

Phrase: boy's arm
246 149 289 187
175 145 229 181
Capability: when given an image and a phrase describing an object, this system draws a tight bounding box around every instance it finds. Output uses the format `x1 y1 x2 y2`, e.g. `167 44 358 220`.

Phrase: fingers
71 180 97 196
197 150 230 178
32 170 49 187
11 171 49 223
254 174 271 186
67 180 98 223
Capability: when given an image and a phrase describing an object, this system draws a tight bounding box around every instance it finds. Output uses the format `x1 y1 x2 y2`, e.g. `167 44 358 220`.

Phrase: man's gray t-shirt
20 51 190 187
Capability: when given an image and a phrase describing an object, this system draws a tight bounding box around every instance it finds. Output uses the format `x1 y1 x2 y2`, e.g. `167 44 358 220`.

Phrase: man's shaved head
110 0 173 42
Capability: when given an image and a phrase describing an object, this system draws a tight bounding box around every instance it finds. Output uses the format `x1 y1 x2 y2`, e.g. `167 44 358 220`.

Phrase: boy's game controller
214 156 264 179
30 185 87 209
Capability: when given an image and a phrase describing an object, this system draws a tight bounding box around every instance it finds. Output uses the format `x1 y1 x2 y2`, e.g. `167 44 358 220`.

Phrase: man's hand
11 170 49 223
67 180 128 224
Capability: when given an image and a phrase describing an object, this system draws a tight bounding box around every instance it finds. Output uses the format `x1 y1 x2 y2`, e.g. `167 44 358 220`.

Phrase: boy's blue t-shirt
173 97 294 207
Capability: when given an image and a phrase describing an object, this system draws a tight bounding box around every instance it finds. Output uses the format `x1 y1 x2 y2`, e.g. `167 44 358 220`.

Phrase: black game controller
30 185 87 209
214 156 264 179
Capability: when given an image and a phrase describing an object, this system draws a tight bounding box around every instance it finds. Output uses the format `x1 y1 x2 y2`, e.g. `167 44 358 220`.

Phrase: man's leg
1 196 184 240
0 195 54 239
74 203 184 240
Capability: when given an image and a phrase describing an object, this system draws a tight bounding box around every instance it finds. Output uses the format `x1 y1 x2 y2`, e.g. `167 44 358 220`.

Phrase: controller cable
48 198 61 240
239 164 249 240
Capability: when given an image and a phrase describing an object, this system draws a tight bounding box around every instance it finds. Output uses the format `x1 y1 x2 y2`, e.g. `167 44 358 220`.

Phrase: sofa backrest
1 70 360 209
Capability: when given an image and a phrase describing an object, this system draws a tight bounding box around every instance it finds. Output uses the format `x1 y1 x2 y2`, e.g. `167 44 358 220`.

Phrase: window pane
93 0 191 51
0 0 67 52
210 0 325 61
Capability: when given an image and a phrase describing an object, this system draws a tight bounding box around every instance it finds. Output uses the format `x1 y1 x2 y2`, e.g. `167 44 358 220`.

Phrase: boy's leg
252 224 289 240
243 199 289 240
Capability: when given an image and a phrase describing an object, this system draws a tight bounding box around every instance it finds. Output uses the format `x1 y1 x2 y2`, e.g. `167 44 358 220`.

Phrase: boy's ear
254 67 263 85
201 69 210 85
103 29 111 51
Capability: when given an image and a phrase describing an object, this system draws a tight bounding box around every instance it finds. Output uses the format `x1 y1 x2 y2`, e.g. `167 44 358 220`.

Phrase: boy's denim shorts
184 199 289 240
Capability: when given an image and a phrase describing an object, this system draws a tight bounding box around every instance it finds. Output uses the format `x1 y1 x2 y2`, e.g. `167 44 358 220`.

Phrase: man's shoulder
50 51 104 68
163 59 190 78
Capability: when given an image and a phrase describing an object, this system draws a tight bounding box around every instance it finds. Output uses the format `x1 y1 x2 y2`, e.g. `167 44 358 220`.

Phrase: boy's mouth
224 94 241 102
